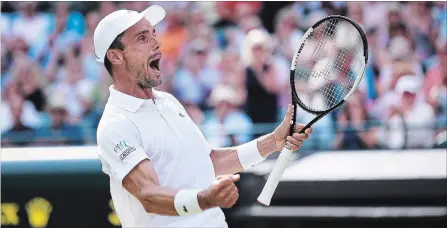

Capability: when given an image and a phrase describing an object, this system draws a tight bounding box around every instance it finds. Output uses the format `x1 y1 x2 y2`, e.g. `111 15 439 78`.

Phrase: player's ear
106 49 124 65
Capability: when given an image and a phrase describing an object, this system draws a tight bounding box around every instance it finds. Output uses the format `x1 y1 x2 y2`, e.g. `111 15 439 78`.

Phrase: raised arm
210 105 312 176
210 133 276 176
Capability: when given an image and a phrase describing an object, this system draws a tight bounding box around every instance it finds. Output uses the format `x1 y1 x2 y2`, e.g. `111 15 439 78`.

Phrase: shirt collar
109 86 161 112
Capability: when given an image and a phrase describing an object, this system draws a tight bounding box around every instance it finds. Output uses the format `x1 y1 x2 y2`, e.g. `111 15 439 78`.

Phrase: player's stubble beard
126 61 161 90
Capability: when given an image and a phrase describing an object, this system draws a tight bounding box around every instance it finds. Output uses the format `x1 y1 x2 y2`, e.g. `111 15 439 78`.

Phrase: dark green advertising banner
1 158 122 228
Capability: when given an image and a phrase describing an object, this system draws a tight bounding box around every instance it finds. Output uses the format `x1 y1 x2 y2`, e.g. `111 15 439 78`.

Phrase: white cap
94 5 166 63
395 75 420 94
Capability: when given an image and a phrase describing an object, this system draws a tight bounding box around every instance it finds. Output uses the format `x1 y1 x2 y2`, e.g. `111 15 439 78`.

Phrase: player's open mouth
149 59 160 72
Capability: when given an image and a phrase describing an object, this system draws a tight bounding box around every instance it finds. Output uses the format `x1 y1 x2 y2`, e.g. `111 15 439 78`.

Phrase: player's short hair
104 31 125 78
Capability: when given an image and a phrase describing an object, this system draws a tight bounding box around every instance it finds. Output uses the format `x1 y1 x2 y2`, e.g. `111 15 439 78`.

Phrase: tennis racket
257 15 369 206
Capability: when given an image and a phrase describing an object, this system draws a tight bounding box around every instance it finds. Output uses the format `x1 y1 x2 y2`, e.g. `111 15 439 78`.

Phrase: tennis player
95 5 312 228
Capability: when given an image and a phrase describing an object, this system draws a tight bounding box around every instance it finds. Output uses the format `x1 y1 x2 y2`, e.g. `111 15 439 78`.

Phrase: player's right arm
97 117 239 216
122 159 240 216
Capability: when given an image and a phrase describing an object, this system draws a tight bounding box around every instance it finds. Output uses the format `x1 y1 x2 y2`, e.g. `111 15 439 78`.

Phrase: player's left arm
210 105 312 176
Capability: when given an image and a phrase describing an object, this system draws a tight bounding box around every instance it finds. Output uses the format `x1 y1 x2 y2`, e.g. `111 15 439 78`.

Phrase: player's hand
198 174 240 209
273 104 312 151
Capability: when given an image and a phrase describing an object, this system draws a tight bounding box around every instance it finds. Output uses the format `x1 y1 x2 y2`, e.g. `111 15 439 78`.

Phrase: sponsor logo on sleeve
113 140 136 161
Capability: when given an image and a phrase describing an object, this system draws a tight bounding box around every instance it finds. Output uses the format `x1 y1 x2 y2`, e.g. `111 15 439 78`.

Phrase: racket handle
257 147 294 206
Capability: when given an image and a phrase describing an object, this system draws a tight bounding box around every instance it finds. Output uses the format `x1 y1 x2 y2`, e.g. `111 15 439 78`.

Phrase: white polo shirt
96 86 227 228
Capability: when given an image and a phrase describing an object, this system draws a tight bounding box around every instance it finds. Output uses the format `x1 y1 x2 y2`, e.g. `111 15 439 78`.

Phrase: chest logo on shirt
179 112 185 118
114 140 136 161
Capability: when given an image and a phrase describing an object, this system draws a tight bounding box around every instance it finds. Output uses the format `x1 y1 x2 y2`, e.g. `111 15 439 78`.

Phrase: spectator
213 2 237 30
361 26 381 105
99 2 117 18
406 2 437 62
377 36 424 98
218 47 246 97
242 29 280 132
273 6 303 57
158 5 189 64
425 40 447 132
204 85 253 147
49 2 85 50
47 58 95 124
372 64 415 122
424 40 447 99
10 2 51 58
35 2 84 67
385 75 436 149
35 92 84 146
1 86 37 146
362 2 388 47
1 78 42 135
173 39 221 109
347 2 364 27
80 11 102 83
9 60 47 111
272 6 303 119
335 93 377 150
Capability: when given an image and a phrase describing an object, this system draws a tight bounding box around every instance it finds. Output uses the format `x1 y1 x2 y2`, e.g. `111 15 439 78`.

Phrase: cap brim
141 5 166 27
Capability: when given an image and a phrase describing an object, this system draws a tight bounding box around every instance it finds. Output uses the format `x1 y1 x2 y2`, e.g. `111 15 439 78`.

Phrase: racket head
290 15 368 116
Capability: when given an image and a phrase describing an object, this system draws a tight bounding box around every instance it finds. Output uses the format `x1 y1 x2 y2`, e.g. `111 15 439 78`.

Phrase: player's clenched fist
198 174 240 209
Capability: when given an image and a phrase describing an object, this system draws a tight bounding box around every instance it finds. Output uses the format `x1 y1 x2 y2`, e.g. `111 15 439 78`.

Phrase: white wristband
237 140 265 170
174 189 203 216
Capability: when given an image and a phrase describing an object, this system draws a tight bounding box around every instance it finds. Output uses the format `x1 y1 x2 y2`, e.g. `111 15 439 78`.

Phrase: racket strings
294 18 364 112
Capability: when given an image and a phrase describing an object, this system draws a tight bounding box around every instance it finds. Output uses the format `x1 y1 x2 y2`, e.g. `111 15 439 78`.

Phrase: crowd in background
1 1 446 151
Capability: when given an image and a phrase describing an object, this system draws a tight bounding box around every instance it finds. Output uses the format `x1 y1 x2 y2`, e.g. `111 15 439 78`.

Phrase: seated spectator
46 59 95 124
371 64 416 121
1 88 37 147
218 47 246 100
9 60 47 111
10 2 52 59
383 75 436 149
79 11 102 83
425 41 447 134
49 2 85 51
158 5 189 64
173 39 220 109
35 2 84 66
405 2 437 62
1 81 42 134
35 93 84 146
424 40 446 100
203 85 253 147
273 6 304 120
378 36 424 96
335 93 377 150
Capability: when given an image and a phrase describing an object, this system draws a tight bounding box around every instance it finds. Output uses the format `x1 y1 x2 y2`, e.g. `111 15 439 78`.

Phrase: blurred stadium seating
1 1 446 228
1 1 446 150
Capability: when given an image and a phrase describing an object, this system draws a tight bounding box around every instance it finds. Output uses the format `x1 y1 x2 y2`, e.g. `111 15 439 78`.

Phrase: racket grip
257 147 294 206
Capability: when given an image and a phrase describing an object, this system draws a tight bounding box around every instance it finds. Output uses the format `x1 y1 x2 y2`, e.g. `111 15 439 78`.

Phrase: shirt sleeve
97 117 149 184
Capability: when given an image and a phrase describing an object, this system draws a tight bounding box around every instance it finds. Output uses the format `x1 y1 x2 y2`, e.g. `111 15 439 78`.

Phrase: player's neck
113 80 155 100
